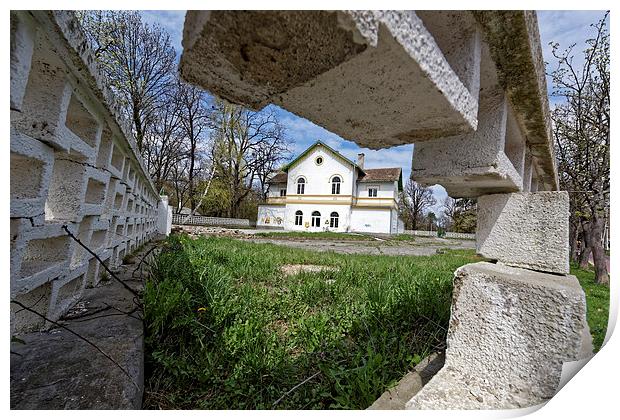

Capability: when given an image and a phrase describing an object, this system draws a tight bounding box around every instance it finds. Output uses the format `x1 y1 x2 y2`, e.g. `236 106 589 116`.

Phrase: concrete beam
180 10 480 148
477 192 570 274
411 87 524 197
407 262 590 409
472 11 558 191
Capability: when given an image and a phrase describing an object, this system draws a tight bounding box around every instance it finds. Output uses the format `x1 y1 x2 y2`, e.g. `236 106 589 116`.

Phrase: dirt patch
280 264 337 276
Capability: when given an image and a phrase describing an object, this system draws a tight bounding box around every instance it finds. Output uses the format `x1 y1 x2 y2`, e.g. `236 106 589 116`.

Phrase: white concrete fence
172 213 251 228
10 11 171 334
404 230 476 240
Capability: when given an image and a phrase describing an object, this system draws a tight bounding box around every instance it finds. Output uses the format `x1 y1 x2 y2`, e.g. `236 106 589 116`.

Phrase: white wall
350 208 393 233
287 145 355 196
266 182 287 197
356 181 397 199
283 203 351 232
10 11 164 334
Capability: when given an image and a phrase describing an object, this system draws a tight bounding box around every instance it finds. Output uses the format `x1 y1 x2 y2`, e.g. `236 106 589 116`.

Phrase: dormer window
279 188 287 197
331 176 341 195
368 187 378 197
296 177 306 194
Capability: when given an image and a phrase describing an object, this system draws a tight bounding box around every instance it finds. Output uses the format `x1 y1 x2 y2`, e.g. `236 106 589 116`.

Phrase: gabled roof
268 171 288 183
268 140 403 191
358 168 403 190
281 140 364 174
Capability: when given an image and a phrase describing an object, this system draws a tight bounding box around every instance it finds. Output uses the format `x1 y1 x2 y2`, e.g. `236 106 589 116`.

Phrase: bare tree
177 80 213 211
442 197 477 233
76 11 177 150
550 11 609 284
398 180 436 230
210 100 289 218
142 83 184 192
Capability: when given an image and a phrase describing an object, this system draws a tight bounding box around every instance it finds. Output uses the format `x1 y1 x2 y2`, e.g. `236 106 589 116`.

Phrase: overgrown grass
253 231 377 241
570 263 610 352
143 234 480 409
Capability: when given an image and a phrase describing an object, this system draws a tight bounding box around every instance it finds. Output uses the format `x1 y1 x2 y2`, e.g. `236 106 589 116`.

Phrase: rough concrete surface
472 11 558 190
10 241 163 409
368 352 445 410
10 10 167 335
477 191 570 274
406 262 590 409
180 10 478 148
411 86 524 198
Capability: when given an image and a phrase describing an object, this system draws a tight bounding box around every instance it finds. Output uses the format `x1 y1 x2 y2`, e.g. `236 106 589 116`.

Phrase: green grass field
570 263 610 352
143 235 609 409
143 234 480 409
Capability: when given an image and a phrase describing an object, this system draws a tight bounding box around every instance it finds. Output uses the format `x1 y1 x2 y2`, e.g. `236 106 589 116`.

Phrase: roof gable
281 140 363 174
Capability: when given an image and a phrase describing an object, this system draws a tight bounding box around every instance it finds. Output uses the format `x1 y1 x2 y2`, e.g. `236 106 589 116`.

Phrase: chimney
356 153 365 169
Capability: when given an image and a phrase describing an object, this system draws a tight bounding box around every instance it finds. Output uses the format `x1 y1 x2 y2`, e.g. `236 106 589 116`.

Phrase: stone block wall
10 11 169 334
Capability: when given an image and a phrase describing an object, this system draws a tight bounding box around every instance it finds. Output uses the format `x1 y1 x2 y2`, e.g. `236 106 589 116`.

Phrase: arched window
331 176 341 195
295 210 303 226
296 177 306 195
330 212 339 228
311 211 321 227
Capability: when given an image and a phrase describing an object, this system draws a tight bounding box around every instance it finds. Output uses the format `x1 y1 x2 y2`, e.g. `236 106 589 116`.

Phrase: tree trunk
569 223 580 262
589 213 610 284
579 246 591 269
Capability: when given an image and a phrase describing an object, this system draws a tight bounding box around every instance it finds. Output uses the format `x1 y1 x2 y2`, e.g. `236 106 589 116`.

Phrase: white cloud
140 10 185 57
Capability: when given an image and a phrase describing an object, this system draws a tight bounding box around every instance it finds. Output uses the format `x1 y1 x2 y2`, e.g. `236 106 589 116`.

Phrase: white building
257 141 404 234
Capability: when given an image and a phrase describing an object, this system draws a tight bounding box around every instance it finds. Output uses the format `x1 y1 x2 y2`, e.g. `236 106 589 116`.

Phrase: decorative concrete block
10 127 55 219
49 261 88 320
12 222 75 298
12 32 73 151
10 11 35 111
477 191 569 274
10 11 166 334
411 87 525 198
407 262 589 409
180 10 479 148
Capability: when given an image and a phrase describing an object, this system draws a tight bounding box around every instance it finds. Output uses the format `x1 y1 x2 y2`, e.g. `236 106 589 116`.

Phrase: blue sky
140 10 607 214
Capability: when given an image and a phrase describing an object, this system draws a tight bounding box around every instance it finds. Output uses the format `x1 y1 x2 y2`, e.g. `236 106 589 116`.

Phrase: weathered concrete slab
368 352 445 410
477 191 570 274
411 86 525 197
472 11 558 191
406 262 590 409
180 10 479 148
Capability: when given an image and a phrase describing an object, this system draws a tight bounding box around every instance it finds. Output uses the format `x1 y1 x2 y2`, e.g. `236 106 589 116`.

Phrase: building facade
257 141 404 234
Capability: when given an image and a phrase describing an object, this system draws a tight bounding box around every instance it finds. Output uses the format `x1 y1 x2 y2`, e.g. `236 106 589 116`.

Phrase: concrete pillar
476 192 570 274
407 262 591 409
157 195 172 235
522 151 533 192
411 87 524 198
10 11 35 111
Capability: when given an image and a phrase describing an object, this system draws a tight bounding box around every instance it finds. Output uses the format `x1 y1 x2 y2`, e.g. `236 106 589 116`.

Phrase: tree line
550 11 610 284
76 11 291 219
397 180 477 234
